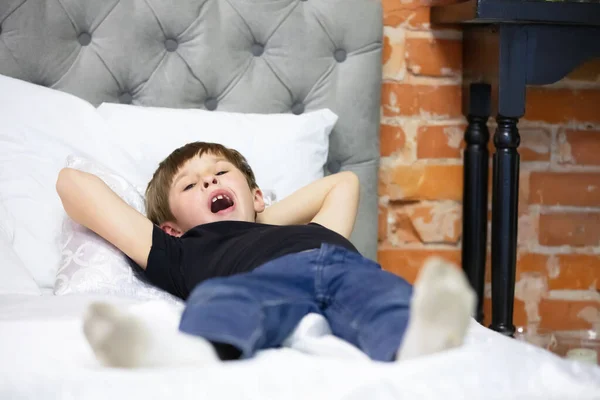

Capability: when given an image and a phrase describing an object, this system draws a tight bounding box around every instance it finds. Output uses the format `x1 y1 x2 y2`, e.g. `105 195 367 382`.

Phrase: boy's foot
83 301 219 368
396 257 476 361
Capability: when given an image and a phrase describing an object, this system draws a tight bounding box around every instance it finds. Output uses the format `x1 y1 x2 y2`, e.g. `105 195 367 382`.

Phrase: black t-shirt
140 221 358 300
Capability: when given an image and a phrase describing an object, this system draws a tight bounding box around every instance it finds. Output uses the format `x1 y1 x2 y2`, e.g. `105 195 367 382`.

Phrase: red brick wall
378 0 600 331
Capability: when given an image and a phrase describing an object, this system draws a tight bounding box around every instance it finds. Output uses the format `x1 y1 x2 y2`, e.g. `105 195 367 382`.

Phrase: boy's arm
256 171 360 239
56 168 154 270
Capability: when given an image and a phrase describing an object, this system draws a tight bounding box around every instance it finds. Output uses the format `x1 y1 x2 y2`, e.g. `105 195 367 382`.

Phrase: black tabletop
432 0 600 25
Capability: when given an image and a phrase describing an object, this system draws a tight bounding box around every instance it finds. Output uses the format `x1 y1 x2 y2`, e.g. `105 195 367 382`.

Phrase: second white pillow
96 104 337 201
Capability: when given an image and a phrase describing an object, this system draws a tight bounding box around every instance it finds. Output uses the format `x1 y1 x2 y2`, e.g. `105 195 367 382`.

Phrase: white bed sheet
0 293 599 400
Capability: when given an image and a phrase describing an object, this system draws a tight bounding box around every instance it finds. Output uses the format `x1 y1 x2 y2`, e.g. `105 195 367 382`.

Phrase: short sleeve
144 225 187 298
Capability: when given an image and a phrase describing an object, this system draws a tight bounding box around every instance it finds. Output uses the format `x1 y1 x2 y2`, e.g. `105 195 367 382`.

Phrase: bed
0 0 599 398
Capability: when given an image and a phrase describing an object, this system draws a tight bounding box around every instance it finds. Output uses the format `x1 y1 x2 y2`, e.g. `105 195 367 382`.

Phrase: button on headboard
0 0 382 259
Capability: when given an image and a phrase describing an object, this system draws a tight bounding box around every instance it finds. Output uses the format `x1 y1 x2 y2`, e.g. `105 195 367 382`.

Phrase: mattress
1 293 599 400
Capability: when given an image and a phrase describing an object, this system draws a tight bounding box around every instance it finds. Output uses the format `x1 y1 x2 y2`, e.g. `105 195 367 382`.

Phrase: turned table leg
462 83 490 323
489 25 525 336
490 115 520 336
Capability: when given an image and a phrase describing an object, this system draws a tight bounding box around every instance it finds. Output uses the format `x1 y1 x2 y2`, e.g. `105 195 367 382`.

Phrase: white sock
396 257 476 361
83 301 220 368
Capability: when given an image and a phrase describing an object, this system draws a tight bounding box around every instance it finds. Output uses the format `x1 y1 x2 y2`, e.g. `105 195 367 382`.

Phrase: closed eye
184 183 195 191
216 171 228 176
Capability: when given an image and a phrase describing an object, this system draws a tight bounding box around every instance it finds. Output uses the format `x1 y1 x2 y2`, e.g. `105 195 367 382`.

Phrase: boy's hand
56 168 154 269
256 171 360 239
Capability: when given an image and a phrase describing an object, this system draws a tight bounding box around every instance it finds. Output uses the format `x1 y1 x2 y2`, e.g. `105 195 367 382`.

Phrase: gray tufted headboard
0 0 382 260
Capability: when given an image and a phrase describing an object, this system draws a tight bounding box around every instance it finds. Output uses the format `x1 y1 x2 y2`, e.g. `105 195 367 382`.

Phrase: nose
202 176 218 189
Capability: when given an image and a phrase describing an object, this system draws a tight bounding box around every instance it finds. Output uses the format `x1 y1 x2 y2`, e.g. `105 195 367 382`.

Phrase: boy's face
161 153 265 237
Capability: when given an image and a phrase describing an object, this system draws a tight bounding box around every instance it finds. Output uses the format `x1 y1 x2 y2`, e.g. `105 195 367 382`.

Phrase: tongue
211 197 233 213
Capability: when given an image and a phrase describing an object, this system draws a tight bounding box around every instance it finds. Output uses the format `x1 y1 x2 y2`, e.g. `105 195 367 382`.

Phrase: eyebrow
172 171 188 188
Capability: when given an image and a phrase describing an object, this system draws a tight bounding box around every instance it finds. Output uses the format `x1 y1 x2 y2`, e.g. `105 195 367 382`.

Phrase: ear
252 188 266 214
160 221 184 238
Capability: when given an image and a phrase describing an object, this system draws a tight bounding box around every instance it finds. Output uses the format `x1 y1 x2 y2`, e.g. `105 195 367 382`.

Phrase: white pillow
96 103 336 200
55 155 182 305
0 239 41 296
0 203 41 295
0 201 14 244
0 74 143 289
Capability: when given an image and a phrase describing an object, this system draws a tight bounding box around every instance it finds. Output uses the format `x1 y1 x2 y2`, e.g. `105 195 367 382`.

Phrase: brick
539 212 600 247
518 171 531 216
482 299 491 326
416 124 465 159
382 35 392 65
517 208 538 248
524 87 600 125
419 0 469 5
378 246 461 283
380 124 406 157
566 58 600 82
515 253 556 287
405 37 462 77
557 129 600 166
381 83 462 118
517 253 600 291
382 0 422 12
514 270 549 325
384 7 430 30
483 297 600 331
382 26 406 81
389 209 421 244
379 163 463 201
378 205 388 243
518 128 551 162
530 172 600 206
536 299 600 331
409 202 462 244
390 201 462 244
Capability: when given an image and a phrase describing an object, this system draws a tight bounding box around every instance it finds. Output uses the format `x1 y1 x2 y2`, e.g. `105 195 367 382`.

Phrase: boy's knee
186 279 257 307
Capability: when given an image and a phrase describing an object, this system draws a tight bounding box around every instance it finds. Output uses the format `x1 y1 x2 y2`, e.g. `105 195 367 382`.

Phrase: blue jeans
179 244 413 362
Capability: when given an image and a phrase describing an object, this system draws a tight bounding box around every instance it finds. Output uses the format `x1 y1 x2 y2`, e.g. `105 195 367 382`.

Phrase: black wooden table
430 0 600 336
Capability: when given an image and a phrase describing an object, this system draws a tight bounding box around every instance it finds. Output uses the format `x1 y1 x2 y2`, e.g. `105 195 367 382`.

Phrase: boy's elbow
342 171 360 195
335 171 360 203
56 168 80 198
344 171 359 186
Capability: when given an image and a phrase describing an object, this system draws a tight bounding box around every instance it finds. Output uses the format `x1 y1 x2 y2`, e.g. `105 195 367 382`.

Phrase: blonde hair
145 142 258 225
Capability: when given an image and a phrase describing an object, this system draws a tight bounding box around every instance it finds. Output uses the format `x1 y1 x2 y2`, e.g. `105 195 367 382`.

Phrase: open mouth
209 190 235 214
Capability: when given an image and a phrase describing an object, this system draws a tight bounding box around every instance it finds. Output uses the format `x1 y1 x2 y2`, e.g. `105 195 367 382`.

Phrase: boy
56 142 475 367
